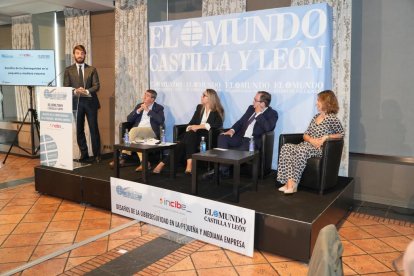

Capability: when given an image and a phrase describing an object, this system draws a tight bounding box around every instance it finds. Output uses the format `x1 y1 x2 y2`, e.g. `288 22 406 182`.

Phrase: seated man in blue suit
204 91 278 178
110 89 165 171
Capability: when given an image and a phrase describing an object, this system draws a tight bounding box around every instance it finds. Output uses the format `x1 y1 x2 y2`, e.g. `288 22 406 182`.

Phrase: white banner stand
37 87 74 170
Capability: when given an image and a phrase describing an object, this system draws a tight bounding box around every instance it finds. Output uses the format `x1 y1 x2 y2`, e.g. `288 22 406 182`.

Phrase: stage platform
35 155 354 262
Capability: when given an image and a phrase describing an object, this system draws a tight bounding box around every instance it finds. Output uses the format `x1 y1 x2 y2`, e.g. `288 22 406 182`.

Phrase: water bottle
249 136 254 153
200 136 206 153
123 129 130 145
160 128 166 144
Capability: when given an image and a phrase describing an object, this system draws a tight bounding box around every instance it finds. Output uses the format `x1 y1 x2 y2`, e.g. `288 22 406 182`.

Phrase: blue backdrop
149 3 332 169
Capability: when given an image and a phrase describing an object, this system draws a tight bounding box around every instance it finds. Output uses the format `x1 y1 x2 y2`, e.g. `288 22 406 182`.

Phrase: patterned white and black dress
277 113 344 185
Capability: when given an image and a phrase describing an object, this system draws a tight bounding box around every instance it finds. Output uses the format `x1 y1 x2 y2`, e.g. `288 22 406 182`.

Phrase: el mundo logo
181 20 202 47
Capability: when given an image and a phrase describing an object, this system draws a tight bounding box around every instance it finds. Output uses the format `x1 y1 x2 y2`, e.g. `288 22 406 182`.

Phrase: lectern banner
111 177 255 257
37 87 73 170
149 3 333 169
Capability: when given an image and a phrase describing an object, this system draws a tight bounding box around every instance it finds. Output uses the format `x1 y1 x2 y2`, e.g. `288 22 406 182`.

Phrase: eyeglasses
253 99 262 103
202 94 208 98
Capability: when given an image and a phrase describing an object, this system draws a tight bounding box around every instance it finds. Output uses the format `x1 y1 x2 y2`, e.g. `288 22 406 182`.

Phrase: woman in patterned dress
277 90 344 194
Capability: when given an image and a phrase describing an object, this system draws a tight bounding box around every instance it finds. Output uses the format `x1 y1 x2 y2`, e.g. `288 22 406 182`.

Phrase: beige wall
246 0 291 11
90 11 115 154
349 155 414 209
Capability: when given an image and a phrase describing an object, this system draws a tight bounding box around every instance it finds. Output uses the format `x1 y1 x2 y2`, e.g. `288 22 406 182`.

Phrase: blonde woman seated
153 89 224 174
277 90 344 194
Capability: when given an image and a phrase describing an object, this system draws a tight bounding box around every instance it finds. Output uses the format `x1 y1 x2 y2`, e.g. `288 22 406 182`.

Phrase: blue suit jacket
126 102 165 138
232 105 278 148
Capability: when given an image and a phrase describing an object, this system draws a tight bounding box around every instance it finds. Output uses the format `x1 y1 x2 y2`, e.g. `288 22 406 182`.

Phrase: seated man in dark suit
204 91 278 178
110 89 165 171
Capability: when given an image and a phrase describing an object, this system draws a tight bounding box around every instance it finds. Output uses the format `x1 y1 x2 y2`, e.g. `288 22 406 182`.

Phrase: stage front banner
37 87 73 170
111 177 255 257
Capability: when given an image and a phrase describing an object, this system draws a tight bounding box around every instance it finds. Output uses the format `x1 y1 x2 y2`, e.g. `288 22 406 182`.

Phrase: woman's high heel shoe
135 162 151 172
278 185 287 192
284 184 298 195
152 162 164 174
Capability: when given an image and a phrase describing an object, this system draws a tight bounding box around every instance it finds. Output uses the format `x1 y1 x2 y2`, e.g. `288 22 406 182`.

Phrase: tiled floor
0 153 413 275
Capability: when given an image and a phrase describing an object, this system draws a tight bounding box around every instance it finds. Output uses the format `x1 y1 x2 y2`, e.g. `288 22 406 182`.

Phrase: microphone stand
0 85 4 120
3 86 40 164
74 90 82 163
47 71 64 87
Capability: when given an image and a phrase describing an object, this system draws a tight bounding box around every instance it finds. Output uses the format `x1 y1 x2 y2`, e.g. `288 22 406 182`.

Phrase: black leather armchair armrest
173 124 188 142
279 133 304 148
319 138 344 191
209 128 222 149
278 133 304 165
261 130 275 177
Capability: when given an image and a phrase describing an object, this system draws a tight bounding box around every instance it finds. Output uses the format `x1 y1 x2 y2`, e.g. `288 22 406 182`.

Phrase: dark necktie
78 65 84 87
241 113 256 136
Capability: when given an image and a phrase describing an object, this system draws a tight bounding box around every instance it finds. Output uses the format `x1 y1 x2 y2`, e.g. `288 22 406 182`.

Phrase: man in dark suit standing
204 91 278 178
63 45 101 163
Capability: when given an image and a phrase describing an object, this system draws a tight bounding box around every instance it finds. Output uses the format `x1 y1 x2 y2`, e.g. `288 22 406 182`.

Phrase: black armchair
278 133 344 194
220 129 275 180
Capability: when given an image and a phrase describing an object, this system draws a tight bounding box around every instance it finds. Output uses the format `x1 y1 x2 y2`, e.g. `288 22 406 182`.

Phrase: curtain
202 0 246 16
64 8 92 65
292 0 351 176
64 7 93 158
114 0 148 142
11 15 34 121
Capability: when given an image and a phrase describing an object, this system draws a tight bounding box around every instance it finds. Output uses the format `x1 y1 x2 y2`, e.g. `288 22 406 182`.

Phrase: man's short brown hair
73 45 86 54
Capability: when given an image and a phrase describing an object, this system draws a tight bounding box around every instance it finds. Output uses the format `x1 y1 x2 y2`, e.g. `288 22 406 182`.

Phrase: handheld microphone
47 71 65 87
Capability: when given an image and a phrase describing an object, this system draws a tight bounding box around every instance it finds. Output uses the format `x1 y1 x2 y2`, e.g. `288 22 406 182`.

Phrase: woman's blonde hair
203 88 224 120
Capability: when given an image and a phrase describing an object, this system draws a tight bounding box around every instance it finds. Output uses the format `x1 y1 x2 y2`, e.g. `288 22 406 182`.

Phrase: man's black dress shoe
220 169 231 179
202 169 231 180
78 155 90 163
95 156 101 163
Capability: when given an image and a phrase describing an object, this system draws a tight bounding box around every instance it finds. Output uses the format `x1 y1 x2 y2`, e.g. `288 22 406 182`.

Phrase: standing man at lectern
64 44 101 163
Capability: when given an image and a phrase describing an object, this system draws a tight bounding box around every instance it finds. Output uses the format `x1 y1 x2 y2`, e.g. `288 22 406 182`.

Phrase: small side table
191 149 259 202
113 142 176 184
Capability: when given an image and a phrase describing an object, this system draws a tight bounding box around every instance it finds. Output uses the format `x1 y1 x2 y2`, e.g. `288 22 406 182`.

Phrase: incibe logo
159 197 187 211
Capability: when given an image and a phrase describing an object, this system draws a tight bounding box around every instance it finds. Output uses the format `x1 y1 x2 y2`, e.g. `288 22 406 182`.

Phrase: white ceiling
0 0 114 25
